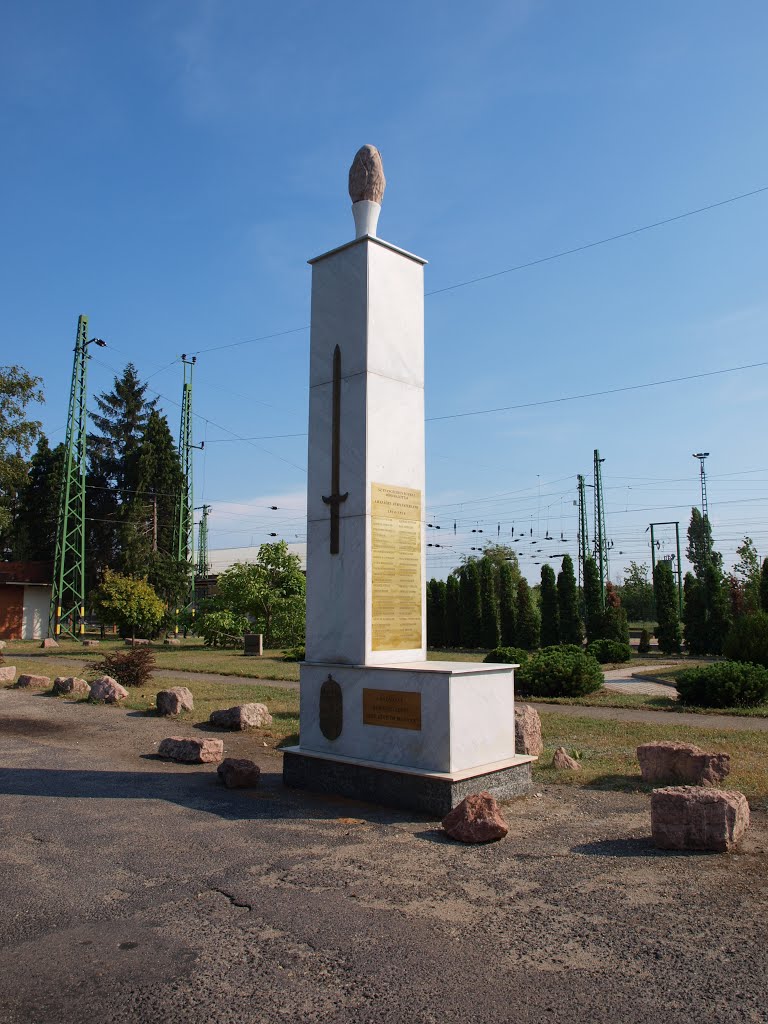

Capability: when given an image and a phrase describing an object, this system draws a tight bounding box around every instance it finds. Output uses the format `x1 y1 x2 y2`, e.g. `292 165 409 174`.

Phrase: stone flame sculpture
348 144 385 238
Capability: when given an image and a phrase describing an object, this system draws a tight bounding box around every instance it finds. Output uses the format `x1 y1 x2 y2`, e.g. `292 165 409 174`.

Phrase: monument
282 146 534 815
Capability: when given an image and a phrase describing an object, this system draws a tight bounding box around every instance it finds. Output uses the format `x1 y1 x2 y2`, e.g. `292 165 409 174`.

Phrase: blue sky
3 1 768 582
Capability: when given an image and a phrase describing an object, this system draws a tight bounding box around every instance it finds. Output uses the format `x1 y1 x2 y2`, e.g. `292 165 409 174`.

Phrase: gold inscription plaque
363 688 422 731
371 483 422 651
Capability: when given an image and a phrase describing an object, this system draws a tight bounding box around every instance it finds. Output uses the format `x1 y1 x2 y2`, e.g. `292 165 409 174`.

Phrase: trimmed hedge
517 646 603 698
586 639 632 664
676 660 768 708
484 647 530 666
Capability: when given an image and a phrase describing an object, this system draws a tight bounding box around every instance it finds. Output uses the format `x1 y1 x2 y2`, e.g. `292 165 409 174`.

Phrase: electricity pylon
196 504 211 578
593 449 608 607
174 355 203 623
49 316 106 638
577 474 589 589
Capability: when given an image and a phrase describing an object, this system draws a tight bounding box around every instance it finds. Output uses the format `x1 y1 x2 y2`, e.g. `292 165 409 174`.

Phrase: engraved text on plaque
362 688 422 730
370 483 422 650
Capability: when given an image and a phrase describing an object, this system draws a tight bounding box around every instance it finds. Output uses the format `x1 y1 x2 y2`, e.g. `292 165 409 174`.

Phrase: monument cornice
308 233 427 267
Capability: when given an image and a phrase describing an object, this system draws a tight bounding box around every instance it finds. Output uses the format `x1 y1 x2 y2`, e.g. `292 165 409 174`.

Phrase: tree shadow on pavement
572 837 714 857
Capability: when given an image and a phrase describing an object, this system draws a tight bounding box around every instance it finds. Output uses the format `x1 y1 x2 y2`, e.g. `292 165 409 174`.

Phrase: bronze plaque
370 483 422 651
362 688 422 731
319 675 343 740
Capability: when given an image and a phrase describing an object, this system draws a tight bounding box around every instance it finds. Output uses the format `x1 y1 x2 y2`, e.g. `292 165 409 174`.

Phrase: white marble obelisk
283 146 534 815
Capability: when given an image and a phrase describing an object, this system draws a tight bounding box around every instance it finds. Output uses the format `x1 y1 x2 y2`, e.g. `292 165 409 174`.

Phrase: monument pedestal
283 660 534 817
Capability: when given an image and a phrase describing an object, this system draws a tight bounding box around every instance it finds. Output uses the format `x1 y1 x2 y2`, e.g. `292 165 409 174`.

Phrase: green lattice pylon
174 355 197 620
50 316 90 638
593 448 609 608
196 504 211 578
577 473 589 589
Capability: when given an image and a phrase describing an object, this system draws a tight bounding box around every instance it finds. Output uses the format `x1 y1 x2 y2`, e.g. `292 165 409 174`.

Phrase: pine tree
654 561 681 654
557 554 582 645
582 557 604 643
539 564 560 647
516 577 540 650
498 561 518 646
760 557 768 613
445 573 461 647
479 559 499 649
682 572 708 655
459 561 482 648
10 436 65 560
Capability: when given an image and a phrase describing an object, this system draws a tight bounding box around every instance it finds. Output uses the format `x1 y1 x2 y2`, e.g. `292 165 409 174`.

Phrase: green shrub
91 647 156 688
517 646 603 698
586 639 632 664
638 628 652 654
484 647 530 666
197 610 250 648
723 611 768 668
283 646 305 662
676 661 768 708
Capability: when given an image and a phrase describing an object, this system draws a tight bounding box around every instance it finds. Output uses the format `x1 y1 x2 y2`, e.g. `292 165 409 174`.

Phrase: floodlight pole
692 452 710 519
649 520 683 616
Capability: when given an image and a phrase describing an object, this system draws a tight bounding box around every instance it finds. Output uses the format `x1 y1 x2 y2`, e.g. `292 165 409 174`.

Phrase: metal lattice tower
196 504 211 578
593 449 608 607
692 452 710 519
577 474 589 589
50 316 105 638
175 355 197 615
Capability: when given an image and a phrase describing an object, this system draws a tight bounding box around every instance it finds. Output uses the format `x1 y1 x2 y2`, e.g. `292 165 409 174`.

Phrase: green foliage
586 639 632 663
760 558 768 613
426 579 447 648
515 578 540 651
458 561 482 648
197 609 250 648
145 553 193 611
617 561 655 622
653 561 681 654
497 561 518 647
9 435 65 560
445 574 461 647
91 570 166 638
91 646 156 688
283 647 305 662
484 646 530 666
723 610 768 668
479 559 499 649
638 628 652 654
676 661 768 709
731 536 761 615
557 554 582 646
703 562 731 655
582 557 603 643
686 507 722 579
682 572 707 655
216 541 306 647
539 564 560 647
516 646 603 698
0 364 44 541
601 581 629 643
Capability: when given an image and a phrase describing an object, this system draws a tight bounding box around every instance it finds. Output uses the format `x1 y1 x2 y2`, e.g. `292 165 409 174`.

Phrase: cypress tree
539 564 560 647
583 557 603 643
445 573 461 647
602 581 629 643
761 557 768 613
654 561 681 654
426 579 437 647
703 563 731 655
682 572 708 655
459 561 482 648
434 579 447 648
516 577 540 651
498 561 518 646
686 507 722 578
557 554 582 645
479 559 500 649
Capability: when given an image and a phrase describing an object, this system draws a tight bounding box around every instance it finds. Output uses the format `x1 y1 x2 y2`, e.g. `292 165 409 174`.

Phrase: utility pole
692 452 710 519
649 521 683 616
174 355 203 627
196 504 211 578
50 316 106 639
577 474 589 589
593 449 608 608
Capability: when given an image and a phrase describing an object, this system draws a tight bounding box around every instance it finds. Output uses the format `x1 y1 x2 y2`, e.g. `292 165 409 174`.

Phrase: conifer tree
557 554 582 645
516 577 540 650
498 561 518 646
682 572 708 655
761 557 768 613
10 436 65 560
703 562 731 655
426 579 437 647
602 581 629 643
459 561 482 648
433 578 447 649
539 564 560 647
582 557 604 643
479 559 499 649
445 573 461 647
686 507 722 578
653 561 681 654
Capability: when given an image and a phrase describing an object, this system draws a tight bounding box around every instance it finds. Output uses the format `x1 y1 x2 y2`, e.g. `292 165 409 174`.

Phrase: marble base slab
282 747 535 818
298 660 520 774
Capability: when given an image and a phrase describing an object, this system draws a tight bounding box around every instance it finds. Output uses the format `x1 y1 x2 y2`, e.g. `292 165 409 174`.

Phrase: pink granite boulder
0 666 17 683
651 786 750 852
158 736 224 764
82 639 100 647
514 703 543 756
217 758 261 788
89 675 128 703
40 638 58 649
442 792 508 844
16 674 51 689
552 747 580 771
637 740 730 787
125 638 150 646
163 638 182 646
209 703 272 730
156 687 194 716
52 676 91 697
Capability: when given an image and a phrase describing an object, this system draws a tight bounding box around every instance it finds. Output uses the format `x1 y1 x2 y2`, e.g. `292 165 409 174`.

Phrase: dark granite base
282 750 533 818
